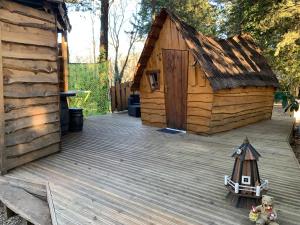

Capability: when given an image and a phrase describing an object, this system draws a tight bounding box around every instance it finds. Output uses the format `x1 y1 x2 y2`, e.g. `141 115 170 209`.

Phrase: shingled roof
11 0 71 31
232 137 261 161
131 9 279 91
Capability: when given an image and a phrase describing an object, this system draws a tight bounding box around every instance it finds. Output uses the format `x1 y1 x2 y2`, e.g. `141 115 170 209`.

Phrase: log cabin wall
140 16 215 133
0 0 60 173
135 9 278 135
186 64 214 134
140 17 189 127
210 87 275 134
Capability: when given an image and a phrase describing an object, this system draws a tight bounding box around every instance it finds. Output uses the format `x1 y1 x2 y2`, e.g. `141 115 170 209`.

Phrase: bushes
68 63 110 117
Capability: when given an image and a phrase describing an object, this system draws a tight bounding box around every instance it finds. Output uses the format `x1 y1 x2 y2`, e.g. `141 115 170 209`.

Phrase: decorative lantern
224 137 269 208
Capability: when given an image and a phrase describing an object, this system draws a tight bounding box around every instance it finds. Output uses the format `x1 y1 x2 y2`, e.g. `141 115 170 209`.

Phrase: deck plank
0 183 51 225
6 109 300 225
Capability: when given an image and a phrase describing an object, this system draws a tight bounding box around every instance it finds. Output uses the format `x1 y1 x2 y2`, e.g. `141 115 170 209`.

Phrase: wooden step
0 181 52 225
0 176 46 200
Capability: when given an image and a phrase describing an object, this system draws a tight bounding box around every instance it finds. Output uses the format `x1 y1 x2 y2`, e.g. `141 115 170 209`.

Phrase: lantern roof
232 137 261 161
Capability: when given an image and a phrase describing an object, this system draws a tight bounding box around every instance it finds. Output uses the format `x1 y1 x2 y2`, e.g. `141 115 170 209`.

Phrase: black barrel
69 108 83 132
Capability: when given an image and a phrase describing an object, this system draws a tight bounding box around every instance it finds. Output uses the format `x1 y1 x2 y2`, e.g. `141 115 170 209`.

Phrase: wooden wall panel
0 8 55 30
138 15 275 135
0 21 6 174
210 87 275 133
110 81 133 112
6 132 60 158
6 143 60 171
0 1 61 174
4 96 58 112
140 16 190 128
187 65 213 134
1 42 57 61
1 23 56 47
2 58 57 73
0 1 55 23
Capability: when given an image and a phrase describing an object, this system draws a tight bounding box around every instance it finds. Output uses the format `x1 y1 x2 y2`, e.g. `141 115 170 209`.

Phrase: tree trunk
114 47 120 82
91 16 96 63
100 0 109 62
151 0 157 20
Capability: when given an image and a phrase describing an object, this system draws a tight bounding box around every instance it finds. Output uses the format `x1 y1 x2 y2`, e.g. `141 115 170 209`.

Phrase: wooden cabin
131 9 279 134
0 0 70 174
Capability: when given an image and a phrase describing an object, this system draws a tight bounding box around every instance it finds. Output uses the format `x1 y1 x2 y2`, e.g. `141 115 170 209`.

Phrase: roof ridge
131 8 279 91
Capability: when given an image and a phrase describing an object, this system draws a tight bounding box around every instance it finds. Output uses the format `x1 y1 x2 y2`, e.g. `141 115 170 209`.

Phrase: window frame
241 175 251 185
146 69 160 92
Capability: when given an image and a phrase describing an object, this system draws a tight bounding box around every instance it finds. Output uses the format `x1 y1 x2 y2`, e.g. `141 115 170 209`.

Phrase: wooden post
110 86 116 112
0 22 6 175
121 83 126 110
234 183 239 193
224 175 228 185
62 31 69 92
115 81 122 111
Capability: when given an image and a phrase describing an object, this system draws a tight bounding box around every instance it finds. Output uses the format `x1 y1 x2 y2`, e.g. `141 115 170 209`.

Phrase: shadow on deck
5 111 300 225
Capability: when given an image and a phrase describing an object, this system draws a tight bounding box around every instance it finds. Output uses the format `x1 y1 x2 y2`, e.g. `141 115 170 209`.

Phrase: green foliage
134 0 218 37
68 63 110 116
275 91 299 112
217 0 300 92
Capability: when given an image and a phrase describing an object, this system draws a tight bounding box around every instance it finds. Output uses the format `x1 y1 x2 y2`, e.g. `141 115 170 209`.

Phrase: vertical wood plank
61 32 69 92
174 51 181 129
0 21 6 174
121 83 126 110
181 50 188 130
54 16 62 151
110 86 116 112
162 49 188 130
125 82 131 106
115 81 122 111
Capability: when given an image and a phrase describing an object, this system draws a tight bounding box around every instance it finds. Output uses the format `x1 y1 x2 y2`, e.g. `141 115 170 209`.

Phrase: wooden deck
5 110 300 225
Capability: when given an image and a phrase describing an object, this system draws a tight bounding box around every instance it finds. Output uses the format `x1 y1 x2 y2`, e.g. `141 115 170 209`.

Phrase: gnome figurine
249 195 279 225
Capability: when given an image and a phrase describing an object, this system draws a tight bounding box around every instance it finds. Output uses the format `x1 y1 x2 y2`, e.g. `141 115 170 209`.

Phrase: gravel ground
0 205 26 225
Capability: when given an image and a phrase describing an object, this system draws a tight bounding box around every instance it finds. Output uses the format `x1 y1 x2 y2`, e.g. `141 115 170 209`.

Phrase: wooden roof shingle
12 0 71 31
131 9 279 91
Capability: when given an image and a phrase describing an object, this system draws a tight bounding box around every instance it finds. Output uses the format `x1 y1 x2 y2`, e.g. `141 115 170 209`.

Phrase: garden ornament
249 195 279 225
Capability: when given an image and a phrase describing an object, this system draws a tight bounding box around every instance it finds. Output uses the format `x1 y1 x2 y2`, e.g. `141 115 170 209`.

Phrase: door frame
162 48 188 131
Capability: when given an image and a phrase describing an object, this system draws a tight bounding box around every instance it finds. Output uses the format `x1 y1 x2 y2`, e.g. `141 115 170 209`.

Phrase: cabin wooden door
162 49 188 130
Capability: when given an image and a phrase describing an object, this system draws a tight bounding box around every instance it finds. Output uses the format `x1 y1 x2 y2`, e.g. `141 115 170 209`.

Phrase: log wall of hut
140 17 189 128
136 11 277 135
0 0 60 173
140 17 215 133
210 87 275 134
139 15 275 134
186 65 214 134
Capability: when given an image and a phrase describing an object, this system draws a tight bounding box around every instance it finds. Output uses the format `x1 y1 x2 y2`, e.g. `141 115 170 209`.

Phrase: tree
67 0 101 63
67 0 112 62
100 0 109 62
134 0 218 37
109 0 141 82
216 0 300 92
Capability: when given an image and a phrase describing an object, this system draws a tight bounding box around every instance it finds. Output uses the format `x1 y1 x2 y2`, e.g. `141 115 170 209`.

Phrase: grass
68 63 110 117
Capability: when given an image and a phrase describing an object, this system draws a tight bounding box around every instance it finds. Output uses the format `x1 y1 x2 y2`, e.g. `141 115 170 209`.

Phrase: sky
67 0 143 63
